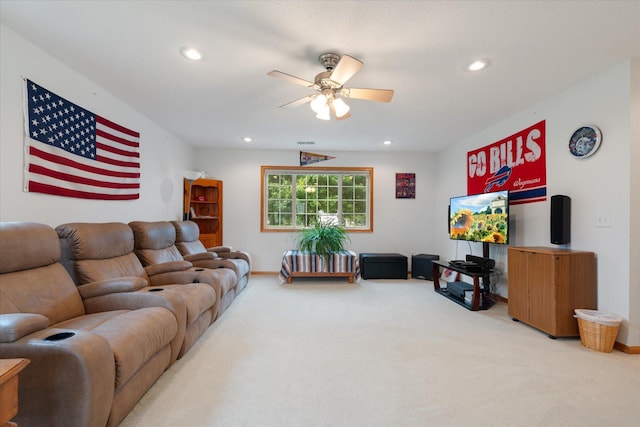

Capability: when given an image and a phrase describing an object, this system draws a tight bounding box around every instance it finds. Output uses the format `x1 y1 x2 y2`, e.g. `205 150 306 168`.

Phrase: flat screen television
449 190 509 244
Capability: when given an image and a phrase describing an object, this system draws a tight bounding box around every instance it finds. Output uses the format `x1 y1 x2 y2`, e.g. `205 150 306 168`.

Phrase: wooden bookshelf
184 178 222 247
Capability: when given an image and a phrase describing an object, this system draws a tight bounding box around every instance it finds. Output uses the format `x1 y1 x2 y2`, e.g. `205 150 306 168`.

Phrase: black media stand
431 259 495 311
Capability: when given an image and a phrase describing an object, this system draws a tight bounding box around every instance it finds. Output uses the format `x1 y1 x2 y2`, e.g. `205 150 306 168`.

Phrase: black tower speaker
550 195 571 244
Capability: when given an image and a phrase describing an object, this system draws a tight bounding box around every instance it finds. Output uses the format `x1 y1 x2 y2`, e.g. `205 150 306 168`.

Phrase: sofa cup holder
45 332 75 341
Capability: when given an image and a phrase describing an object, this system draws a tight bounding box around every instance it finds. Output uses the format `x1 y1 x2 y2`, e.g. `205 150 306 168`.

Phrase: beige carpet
120 276 639 427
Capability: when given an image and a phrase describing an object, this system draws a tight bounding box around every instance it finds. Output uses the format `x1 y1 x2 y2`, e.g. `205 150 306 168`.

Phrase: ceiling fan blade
329 54 363 86
267 70 315 88
343 87 394 103
279 94 315 108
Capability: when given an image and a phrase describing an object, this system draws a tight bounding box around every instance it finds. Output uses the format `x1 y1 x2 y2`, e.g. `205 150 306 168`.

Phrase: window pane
343 187 354 199
354 175 366 186
352 214 367 226
280 214 292 226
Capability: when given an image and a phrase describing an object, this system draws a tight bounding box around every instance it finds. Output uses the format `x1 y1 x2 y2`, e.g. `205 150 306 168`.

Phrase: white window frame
260 165 374 232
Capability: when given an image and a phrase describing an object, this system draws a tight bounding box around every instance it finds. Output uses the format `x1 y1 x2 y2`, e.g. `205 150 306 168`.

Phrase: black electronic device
411 254 439 280
465 254 495 270
449 260 478 268
447 281 474 301
550 194 571 244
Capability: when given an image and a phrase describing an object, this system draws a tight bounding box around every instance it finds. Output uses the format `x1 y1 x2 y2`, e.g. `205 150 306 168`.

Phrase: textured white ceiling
2 0 639 152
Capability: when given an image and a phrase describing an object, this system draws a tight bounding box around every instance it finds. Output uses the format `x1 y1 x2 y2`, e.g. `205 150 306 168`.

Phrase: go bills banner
467 120 546 205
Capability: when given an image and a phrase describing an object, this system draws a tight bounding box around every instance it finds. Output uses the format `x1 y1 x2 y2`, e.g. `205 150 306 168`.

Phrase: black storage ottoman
359 253 408 279
411 254 440 280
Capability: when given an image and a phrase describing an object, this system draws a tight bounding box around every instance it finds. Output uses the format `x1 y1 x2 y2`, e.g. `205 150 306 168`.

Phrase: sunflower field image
449 192 508 243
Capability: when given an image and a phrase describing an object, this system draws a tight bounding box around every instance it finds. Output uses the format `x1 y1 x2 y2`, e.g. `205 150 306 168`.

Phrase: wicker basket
575 309 623 353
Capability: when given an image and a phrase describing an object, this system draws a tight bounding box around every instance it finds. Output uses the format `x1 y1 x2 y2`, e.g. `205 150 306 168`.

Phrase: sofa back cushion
0 222 85 323
56 222 148 284
172 220 208 255
129 221 185 266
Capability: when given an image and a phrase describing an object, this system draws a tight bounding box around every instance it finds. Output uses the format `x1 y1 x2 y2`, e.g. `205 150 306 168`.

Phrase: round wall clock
568 125 602 158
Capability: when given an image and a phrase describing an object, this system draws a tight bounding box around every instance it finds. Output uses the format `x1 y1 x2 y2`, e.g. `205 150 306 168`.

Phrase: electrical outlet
595 212 611 228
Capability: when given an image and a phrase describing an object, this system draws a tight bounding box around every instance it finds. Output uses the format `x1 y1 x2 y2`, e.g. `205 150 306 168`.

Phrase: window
261 166 373 232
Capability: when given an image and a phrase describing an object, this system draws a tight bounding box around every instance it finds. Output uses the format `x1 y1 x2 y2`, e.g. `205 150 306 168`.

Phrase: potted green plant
295 218 350 259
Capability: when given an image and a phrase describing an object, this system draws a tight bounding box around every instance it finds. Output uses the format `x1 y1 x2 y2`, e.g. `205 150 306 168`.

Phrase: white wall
435 60 637 345
0 24 190 225
193 149 436 274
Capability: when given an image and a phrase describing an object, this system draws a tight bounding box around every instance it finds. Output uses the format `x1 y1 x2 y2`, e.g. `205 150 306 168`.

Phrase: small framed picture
395 173 415 199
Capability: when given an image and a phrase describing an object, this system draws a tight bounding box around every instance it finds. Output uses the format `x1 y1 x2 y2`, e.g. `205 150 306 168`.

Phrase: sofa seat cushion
54 307 177 388
155 284 216 325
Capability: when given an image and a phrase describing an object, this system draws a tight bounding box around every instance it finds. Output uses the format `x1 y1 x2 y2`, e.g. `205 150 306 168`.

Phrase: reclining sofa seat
0 222 178 427
129 221 238 318
172 220 251 294
55 222 217 361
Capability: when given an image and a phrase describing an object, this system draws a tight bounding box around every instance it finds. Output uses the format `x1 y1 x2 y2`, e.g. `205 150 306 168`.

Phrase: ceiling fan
267 52 394 121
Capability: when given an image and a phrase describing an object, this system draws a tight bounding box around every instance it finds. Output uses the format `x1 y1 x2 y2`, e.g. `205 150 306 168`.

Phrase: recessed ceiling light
468 59 488 71
180 47 202 61
242 137 252 142
383 140 393 145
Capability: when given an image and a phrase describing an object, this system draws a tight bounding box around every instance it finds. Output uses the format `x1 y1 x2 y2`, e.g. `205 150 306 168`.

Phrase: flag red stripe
30 146 140 179
29 164 139 189
28 181 139 200
96 128 140 148
96 140 140 158
95 152 141 169
96 115 140 138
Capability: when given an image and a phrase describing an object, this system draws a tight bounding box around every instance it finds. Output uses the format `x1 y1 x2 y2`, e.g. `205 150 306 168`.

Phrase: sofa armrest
207 245 232 253
183 252 218 262
0 327 115 426
145 260 193 276
146 269 216 288
77 277 148 299
190 258 237 271
213 250 251 268
0 313 49 343
83 288 185 316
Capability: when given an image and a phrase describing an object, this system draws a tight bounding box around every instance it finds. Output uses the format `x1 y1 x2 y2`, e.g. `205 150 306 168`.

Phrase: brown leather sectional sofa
0 220 250 427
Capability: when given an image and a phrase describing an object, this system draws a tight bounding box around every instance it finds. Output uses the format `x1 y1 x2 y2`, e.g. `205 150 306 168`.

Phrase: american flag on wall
24 79 140 200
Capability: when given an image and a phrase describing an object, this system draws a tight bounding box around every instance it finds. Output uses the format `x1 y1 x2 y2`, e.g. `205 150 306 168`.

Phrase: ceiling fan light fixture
315 105 331 120
332 97 350 118
310 94 328 113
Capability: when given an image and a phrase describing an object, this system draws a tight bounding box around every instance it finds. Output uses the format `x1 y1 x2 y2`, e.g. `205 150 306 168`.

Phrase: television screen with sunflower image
449 190 509 244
